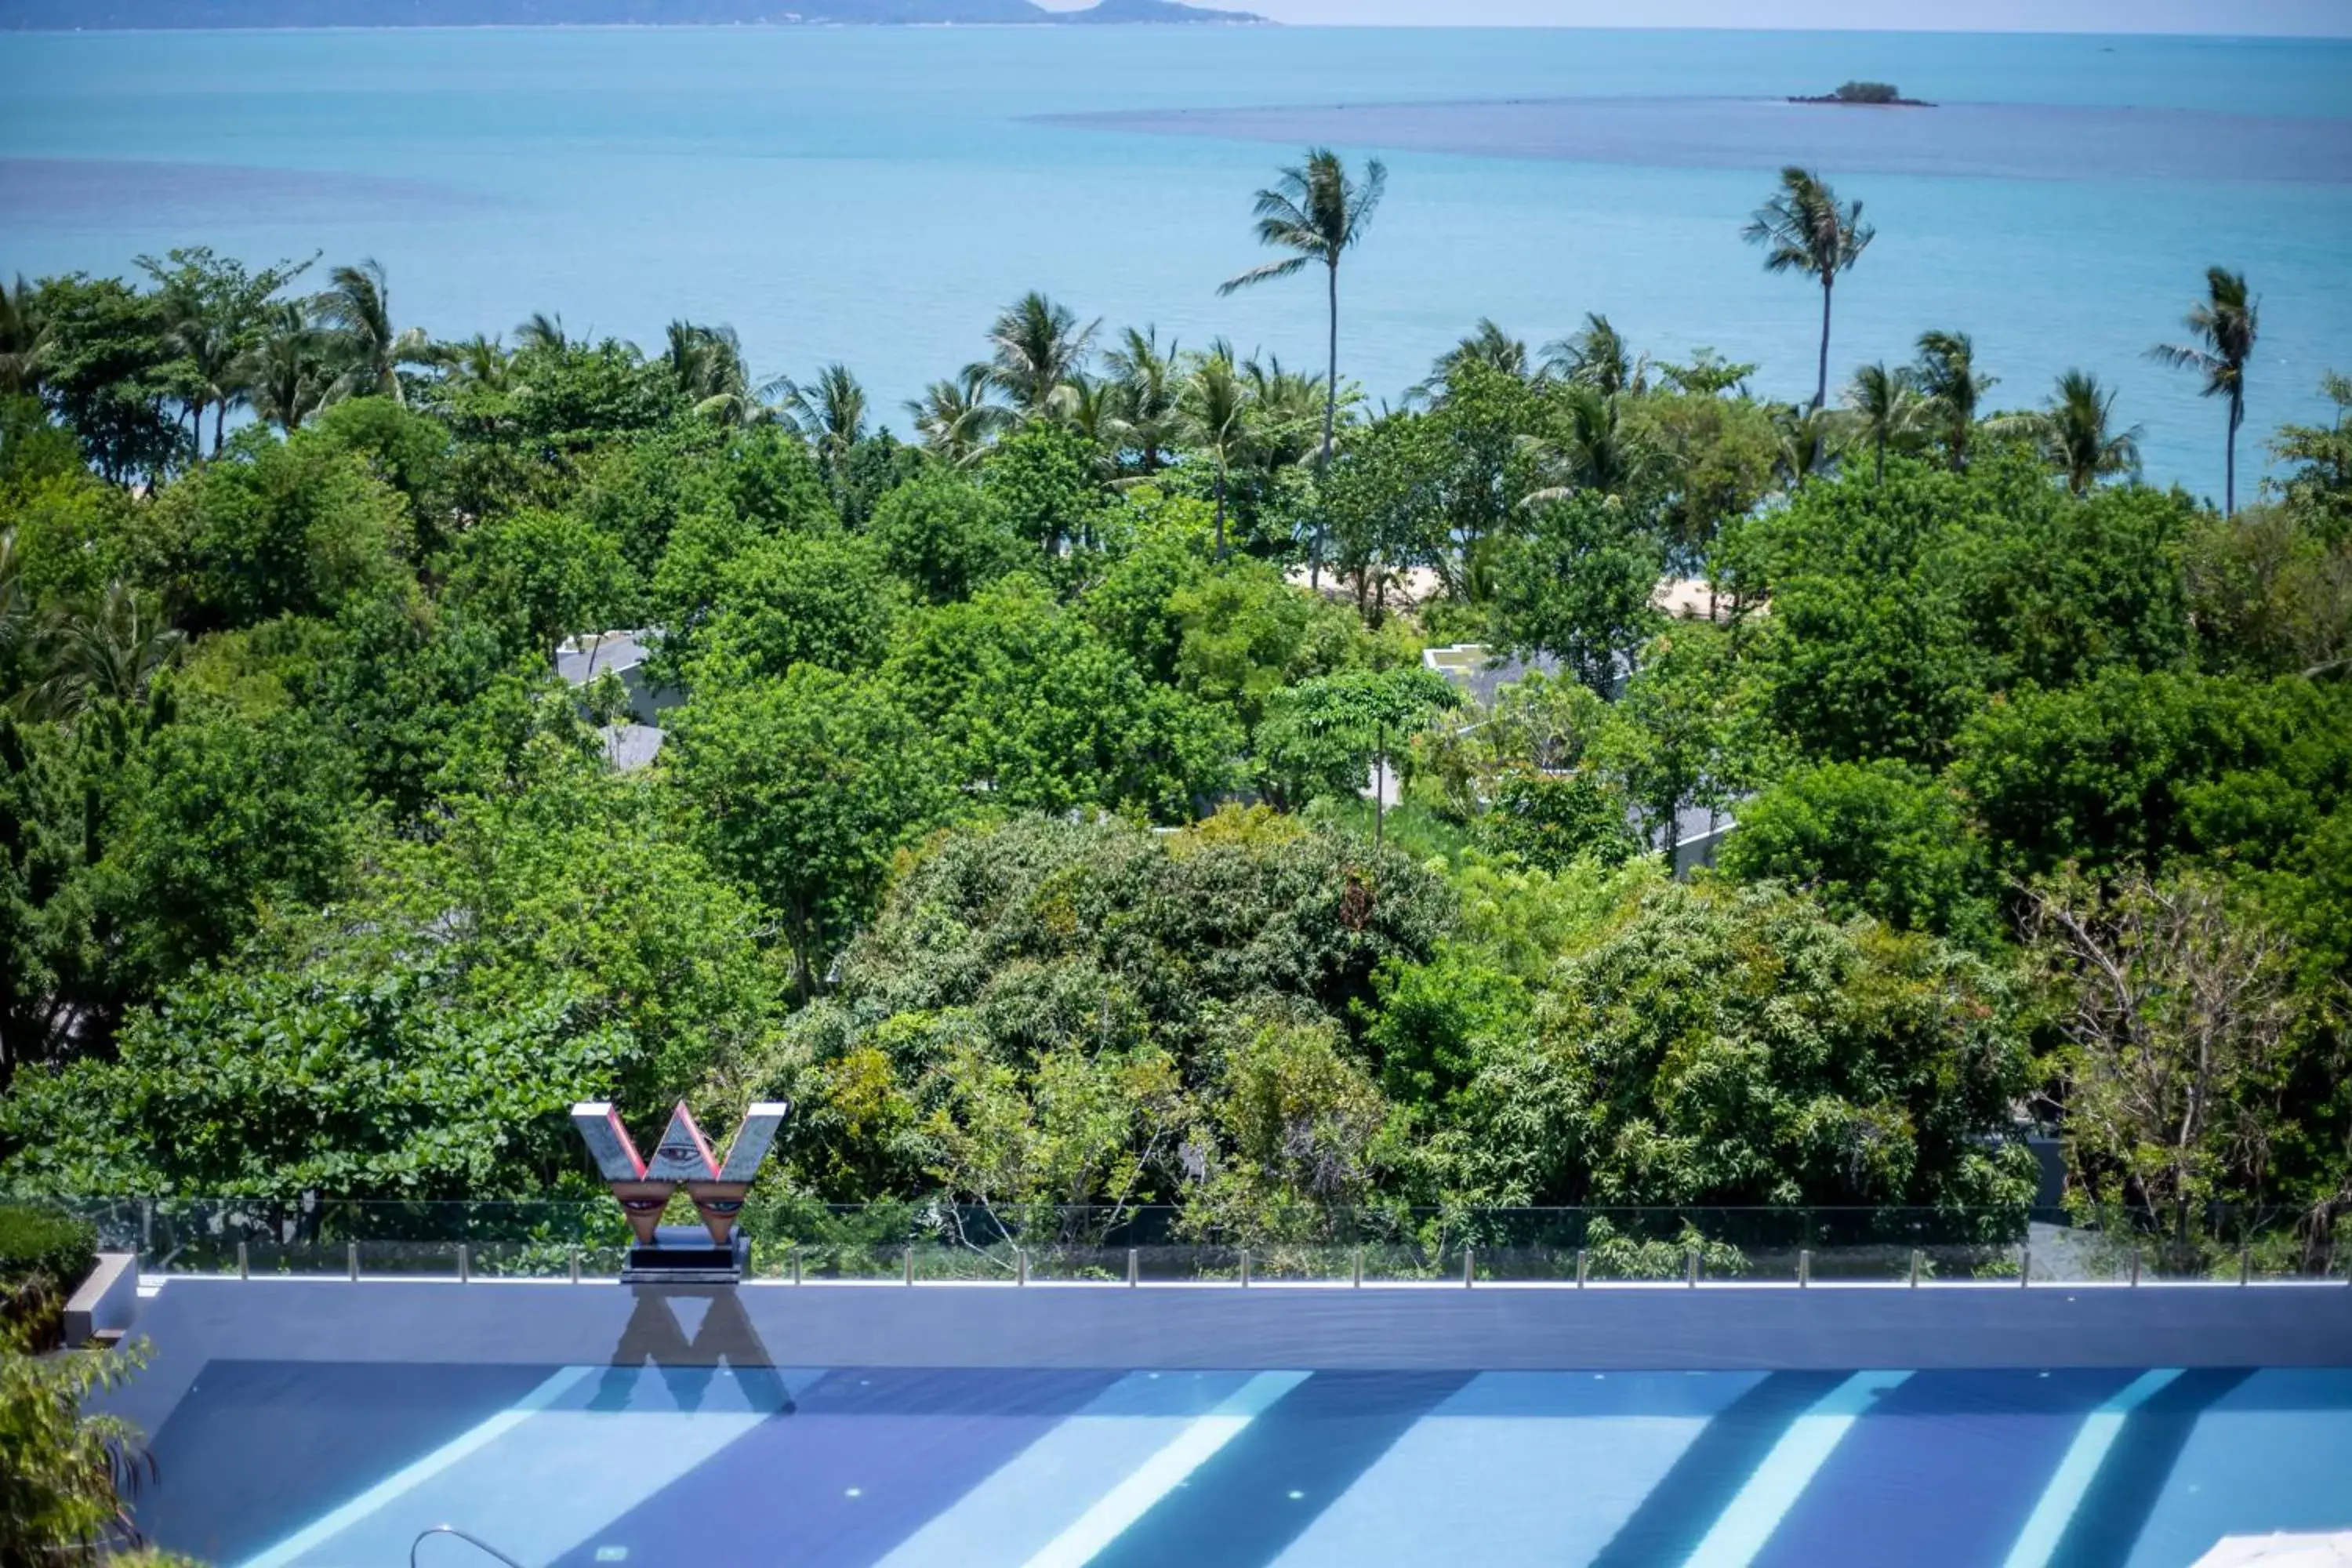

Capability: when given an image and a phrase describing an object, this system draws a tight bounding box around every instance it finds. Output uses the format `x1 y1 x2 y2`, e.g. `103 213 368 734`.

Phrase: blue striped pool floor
142 1361 2352 1567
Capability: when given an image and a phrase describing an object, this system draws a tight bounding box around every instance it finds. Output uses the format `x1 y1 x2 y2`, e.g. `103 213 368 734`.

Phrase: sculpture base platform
620 1225 750 1285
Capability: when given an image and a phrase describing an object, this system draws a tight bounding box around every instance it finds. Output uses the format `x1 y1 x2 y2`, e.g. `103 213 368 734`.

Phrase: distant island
0 0 1266 27
1788 81 1936 107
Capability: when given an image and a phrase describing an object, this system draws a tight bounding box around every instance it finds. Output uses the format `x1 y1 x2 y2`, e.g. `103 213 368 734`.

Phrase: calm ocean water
2 26 2348 492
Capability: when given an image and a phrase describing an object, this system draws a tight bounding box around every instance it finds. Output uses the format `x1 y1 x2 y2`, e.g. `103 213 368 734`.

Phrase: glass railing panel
14 1196 2336 1286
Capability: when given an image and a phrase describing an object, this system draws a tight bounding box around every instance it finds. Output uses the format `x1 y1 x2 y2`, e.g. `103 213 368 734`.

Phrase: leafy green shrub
1 1327 158 1559
0 1204 96 1300
1472 769 1640 871
1719 757 1996 939
0 1203 97 1348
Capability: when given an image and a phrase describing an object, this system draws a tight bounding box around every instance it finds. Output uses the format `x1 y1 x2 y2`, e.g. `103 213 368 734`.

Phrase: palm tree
905 365 1009 468
1058 376 1132 485
1843 360 1929 485
1744 167 1875 416
0 275 44 397
1541 313 1643 396
985 292 1099 419
1523 384 1654 504
1424 318 1530 394
1770 402 1846 492
1912 329 1997 472
2040 369 2143 494
1239 347 1327 468
23 582 184 719
431 333 514 394
663 321 759 423
0 529 25 669
514 311 571 353
158 304 248 459
1178 350 1250 558
241 303 332 436
774 362 868 474
1103 326 1181 475
1219 147 1387 586
314 259 429 405
2151 267 2259 514
140 249 313 457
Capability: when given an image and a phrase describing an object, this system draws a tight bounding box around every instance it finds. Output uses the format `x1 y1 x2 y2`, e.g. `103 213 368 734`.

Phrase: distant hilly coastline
0 0 1268 27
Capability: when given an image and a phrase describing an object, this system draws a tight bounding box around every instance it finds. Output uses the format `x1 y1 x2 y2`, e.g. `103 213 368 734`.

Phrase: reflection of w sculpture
571 1100 790 1247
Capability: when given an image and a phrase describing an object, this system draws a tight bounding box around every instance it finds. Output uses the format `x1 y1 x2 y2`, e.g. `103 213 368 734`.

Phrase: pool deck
103 1275 2352 1438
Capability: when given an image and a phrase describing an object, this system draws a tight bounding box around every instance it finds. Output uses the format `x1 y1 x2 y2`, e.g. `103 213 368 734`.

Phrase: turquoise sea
2 26 2349 492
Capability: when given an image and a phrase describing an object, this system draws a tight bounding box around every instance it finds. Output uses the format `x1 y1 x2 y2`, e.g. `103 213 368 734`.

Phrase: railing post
1575 1248 1589 1288
1239 1248 1250 1288
791 1250 804 1287
1909 1249 1923 1288
1463 1246 1475 1288
458 1243 470 1284
1127 1247 1139 1287
903 1245 915 1286
347 1242 359 1283
1798 1248 1811 1288
2238 1247 2251 1287
237 1241 249 1281
568 1246 581 1285
1685 1246 1699 1287
1352 1246 1363 1289
141 1197 154 1262
1016 1247 1028 1287
2129 1247 2141 1287
2019 1244 2030 1287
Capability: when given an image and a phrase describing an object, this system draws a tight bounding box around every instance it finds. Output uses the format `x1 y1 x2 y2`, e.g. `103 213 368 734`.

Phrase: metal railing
21 1197 2348 1288
412 1526 524 1568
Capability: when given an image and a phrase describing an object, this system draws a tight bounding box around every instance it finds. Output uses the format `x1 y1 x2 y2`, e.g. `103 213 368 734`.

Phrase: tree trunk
213 400 228 457
1875 434 1886 487
1811 279 1833 474
1312 259 1339 592
1813 278 1833 412
1214 467 1228 561
2225 387 2241 516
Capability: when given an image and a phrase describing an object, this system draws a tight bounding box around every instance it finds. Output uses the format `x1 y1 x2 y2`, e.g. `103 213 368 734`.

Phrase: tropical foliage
2 162 2347 1284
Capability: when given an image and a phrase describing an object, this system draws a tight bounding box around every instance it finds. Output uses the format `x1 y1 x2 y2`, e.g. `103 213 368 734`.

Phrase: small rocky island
1788 81 1936 107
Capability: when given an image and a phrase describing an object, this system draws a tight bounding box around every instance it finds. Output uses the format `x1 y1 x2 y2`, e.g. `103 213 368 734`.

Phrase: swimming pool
137 1348 2352 1566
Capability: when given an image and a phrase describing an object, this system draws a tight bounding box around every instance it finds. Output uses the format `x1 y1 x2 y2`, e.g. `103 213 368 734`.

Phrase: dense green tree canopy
2 238 2347 1273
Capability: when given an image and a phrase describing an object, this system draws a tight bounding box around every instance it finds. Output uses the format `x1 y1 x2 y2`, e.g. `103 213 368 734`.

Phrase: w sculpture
572 1100 789 1283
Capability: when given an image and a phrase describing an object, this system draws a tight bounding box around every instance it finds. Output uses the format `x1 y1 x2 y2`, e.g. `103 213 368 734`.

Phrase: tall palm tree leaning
2042 369 2143 495
1218 147 1387 588
2150 267 2258 514
1744 167 1875 421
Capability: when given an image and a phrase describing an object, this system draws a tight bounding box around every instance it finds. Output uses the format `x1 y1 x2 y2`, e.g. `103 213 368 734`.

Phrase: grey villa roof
600 723 666 771
556 630 653 688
